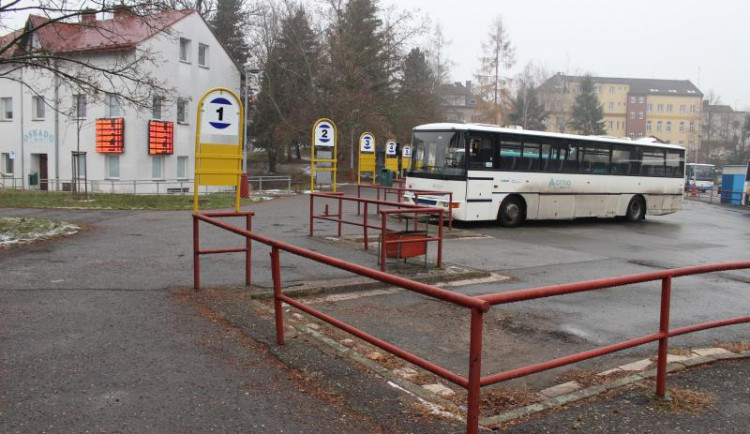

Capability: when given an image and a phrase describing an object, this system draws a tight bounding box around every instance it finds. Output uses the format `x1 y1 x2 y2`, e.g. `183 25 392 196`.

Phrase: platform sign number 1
200 90 240 137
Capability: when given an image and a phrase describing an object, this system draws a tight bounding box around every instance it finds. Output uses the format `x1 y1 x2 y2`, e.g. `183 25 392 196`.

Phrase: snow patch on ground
0 217 80 248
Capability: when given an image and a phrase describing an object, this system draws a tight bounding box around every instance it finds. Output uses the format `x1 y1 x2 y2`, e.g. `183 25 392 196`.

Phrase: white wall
0 11 241 193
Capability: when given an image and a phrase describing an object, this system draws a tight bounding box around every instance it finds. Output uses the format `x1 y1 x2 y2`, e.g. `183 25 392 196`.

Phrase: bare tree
427 22 453 90
0 1 189 110
475 15 514 125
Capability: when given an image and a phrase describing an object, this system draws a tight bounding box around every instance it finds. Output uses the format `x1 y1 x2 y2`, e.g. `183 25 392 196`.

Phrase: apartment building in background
0 9 241 192
438 81 481 123
540 74 703 160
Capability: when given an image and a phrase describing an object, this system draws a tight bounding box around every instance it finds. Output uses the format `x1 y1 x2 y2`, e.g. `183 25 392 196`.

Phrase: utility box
720 173 744 206
28 171 38 186
379 168 393 186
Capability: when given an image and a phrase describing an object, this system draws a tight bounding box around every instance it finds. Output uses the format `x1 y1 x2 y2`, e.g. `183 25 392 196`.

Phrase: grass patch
0 216 79 248
715 342 750 353
658 387 717 415
0 190 264 210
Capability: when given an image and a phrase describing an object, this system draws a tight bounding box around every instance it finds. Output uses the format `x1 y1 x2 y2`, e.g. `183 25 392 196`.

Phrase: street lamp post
241 67 260 198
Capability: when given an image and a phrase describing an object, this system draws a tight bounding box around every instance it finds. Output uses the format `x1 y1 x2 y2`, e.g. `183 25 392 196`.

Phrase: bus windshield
410 131 465 177
690 165 715 181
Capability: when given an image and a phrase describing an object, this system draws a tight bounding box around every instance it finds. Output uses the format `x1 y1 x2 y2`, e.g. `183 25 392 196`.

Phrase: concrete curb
202 290 750 429
479 349 750 427
247 266 496 300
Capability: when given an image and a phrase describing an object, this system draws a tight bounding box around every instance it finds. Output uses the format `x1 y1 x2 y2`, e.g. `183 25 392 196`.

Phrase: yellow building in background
541 74 703 156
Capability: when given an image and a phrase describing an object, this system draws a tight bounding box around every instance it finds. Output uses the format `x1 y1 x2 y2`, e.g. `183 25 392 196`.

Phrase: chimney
113 5 135 20
80 9 97 25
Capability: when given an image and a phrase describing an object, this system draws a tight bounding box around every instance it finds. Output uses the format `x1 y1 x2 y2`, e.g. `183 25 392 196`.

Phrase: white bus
684 163 716 192
403 123 685 227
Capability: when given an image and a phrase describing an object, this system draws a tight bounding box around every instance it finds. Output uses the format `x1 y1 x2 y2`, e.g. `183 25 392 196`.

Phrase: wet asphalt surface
1 188 748 433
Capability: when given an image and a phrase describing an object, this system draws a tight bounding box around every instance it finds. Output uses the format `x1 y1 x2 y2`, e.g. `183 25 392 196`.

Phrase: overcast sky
384 0 749 110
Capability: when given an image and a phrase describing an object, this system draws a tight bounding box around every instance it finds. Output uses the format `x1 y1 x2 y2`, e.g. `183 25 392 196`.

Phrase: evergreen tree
570 75 605 135
210 0 250 66
508 85 547 131
392 48 441 139
254 5 320 171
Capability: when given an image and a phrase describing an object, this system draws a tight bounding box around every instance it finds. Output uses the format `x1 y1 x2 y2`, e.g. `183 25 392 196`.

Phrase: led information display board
148 120 174 155
95 118 124 153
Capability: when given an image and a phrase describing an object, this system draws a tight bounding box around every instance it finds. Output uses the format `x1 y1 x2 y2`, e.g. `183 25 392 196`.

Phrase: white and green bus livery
404 123 685 227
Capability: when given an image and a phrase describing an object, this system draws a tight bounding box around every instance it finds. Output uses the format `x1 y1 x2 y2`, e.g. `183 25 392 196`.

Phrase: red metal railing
309 192 444 271
192 213 750 434
193 211 253 290
356 184 454 228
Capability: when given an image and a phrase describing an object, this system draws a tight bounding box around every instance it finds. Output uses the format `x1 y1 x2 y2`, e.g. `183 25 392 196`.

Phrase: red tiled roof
18 9 193 55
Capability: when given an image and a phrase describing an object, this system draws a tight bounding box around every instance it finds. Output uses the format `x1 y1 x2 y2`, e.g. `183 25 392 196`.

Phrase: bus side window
499 139 522 171
522 141 541 171
468 135 493 170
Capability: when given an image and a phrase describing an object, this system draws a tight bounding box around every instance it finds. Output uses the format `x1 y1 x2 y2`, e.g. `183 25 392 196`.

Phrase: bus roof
413 123 687 151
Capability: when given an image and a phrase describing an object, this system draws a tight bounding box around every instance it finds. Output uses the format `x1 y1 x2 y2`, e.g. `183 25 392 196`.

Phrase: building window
690 121 695 132
638 112 644 119
666 121 672 132
608 121 614 130
638 96 645 103
679 121 685 132
630 96 636 103
152 96 163 120
177 156 188 179
179 38 191 62
637 133 643 138
1 152 13 174
667 104 673 113
647 103 653 112
630 111 635 119
32 96 45 120
177 98 188 123
609 86 615 94
690 105 696 114
657 104 664 113
679 104 686 113
198 43 208 67
74 94 87 119
657 121 662 132
629 133 634 139
646 121 652 132
594 86 600 94
106 154 120 179
152 155 165 179
1 97 12 120
75 153 87 179
108 94 121 118
608 102 614 111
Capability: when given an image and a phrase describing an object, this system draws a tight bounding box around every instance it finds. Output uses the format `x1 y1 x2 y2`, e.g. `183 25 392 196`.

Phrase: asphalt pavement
1 189 748 433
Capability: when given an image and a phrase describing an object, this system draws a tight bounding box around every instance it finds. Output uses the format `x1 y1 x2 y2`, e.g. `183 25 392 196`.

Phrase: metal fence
193 211 750 434
1 176 293 195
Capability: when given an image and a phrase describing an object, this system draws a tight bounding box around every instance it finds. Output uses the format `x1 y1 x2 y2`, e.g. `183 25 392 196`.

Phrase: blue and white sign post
310 118 338 192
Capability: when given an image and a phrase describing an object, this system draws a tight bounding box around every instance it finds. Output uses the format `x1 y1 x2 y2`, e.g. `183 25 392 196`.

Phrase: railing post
380 212 387 272
309 193 314 237
357 185 362 216
193 214 200 291
251 214 253 285
437 210 444 268
271 246 285 345
338 195 343 237
363 202 369 250
466 308 484 434
656 276 672 397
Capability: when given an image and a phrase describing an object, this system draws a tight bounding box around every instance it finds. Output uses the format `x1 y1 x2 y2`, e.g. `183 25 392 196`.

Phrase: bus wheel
498 196 526 227
625 196 646 222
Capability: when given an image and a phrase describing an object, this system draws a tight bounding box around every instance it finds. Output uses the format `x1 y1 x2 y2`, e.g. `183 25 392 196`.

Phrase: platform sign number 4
386 141 397 156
